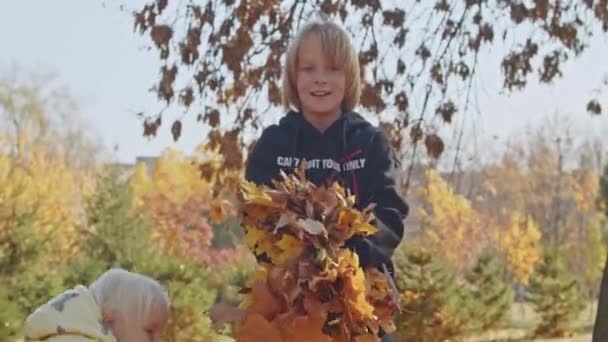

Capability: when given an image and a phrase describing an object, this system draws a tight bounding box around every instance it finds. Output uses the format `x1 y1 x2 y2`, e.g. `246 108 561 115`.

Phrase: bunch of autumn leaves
232 163 399 341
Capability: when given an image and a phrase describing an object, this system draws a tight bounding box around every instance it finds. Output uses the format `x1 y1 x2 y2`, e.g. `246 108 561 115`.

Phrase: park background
2 1 608 341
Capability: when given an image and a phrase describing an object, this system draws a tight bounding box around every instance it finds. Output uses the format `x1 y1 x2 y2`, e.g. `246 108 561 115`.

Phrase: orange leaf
278 309 333 342
245 280 283 319
234 314 283 342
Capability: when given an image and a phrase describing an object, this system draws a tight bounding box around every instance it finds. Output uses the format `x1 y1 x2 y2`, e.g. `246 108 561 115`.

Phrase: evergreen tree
393 246 474 342
0 209 64 340
528 246 586 338
464 250 513 333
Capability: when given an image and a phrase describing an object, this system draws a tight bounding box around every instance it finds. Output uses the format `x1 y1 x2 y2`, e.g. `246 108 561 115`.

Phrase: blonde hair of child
89 268 170 326
282 15 361 112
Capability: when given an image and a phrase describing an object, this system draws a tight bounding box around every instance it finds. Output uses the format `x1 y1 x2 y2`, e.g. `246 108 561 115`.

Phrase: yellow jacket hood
24 285 117 342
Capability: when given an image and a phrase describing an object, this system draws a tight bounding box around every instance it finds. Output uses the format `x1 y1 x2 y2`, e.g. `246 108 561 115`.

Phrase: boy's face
107 306 169 342
296 33 346 120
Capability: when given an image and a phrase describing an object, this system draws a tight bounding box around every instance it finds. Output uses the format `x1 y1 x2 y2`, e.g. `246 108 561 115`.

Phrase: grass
466 301 596 342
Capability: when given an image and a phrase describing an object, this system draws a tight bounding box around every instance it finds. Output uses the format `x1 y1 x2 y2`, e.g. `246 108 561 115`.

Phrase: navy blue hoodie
245 110 409 274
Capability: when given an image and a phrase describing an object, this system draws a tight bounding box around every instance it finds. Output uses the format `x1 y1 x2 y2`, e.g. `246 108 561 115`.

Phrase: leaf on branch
394 91 409 112
382 9 405 28
156 0 168 13
268 81 282 106
453 61 470 80
425 133 445 159
539 50 564 83
416 44 431 63
360 82 386 113
510 3 529 24
222 27 254 76
394 28 408 47
436 101 456 124
410 124 423 144
501 39 538 91
359 44 378 65
587 99 602 115
151 25 172 48
431 63 443 85
397 59 406 75
320 0 339 15
479 23 494 43
204 108 220 128
171 120 182 142
158 65 178 103
143 117 161 137
380 121 403 151
133 5 155 34
179 87 194 107
434 0 450 12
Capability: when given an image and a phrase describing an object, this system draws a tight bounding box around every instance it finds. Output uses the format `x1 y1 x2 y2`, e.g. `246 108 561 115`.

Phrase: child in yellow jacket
24 268 170 342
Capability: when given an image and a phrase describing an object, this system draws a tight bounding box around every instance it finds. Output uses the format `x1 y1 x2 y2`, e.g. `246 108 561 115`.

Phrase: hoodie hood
276 110 373 186
24 285 117 342
278 110 371 154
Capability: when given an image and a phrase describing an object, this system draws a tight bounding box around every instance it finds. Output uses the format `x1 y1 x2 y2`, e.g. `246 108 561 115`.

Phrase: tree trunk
592 251 608 341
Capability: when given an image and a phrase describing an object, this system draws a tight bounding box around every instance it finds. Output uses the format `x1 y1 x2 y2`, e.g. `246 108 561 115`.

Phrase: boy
245 16 408 340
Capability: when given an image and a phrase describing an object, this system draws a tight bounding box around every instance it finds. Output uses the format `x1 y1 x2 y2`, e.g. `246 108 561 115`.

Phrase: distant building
135 156 158 176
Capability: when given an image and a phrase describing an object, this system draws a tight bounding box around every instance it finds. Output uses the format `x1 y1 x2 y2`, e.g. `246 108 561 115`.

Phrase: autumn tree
0 71 97 261
418 168 491 271
498 211 542 287
0 71 98 340
128 0 608 191
130 146 241 265
478 120 605 253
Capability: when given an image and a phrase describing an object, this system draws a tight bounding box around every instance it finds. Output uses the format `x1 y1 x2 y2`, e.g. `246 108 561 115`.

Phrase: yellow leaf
275 234 305 265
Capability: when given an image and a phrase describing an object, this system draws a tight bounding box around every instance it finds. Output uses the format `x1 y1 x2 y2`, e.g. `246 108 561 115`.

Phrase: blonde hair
90 268 170 326
281 15 361 112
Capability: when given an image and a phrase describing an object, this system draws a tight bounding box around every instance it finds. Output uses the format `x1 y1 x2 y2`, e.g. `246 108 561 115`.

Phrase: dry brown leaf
298 218 327 236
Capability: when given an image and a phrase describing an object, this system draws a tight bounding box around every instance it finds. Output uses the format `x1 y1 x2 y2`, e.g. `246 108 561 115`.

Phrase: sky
1 1 607 164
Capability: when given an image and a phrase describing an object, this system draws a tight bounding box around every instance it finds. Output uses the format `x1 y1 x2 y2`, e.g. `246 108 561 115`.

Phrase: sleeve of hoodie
347 130 409 269
245 126 282 187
